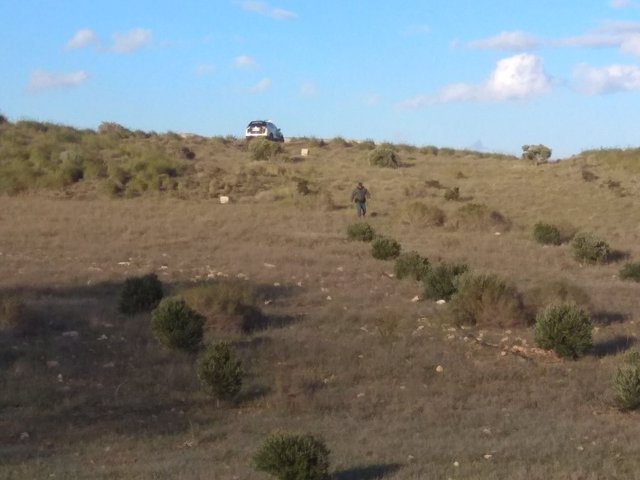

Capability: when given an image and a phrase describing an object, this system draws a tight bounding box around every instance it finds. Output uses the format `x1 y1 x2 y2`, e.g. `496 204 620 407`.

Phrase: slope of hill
1 121 640 479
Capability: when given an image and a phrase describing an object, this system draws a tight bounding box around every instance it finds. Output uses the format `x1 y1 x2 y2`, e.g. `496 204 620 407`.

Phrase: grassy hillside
2 121 640 479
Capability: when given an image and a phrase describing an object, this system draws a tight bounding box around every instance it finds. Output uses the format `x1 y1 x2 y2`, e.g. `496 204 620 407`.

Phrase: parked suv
245 120 284 142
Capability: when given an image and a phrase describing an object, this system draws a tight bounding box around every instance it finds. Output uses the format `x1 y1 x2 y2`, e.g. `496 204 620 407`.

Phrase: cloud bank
27 70 89 93
241 1 297 20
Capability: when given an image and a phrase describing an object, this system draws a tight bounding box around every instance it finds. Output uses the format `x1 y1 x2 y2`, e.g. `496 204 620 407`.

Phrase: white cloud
398 53 551 108
610 0 636 8
300 82 317 96
250 77 271 93
241 1 296 20
620 34 640 55
65 29 98 49
468 31 541 50
574 63 640 94
235 55 257 69
194 64 215 75
110 28 152 53
27 69 89 93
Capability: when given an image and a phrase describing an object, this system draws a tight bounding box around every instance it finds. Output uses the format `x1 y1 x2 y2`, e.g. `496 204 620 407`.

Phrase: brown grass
2 132 640 478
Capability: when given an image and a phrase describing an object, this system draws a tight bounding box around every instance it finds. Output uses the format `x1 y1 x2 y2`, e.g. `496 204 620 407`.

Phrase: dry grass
2 130 640 478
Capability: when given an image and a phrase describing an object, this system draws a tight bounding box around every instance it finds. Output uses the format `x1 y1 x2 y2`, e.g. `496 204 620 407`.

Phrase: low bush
572 232 610 264
534 304 593 359
249 138 284 161
150 297 204 352
620 262 640 282
368 145 399 168
449 273 526 327
254 432 330 480
533 222 562 245
525 280 591 313
394 251 430 281
346 222 375 242
522 144 552 164
423 263 469 301
614 350 640 411
443 187 460 201
0 294 26 331
119 273 164 314
197 342 243 401
371 237 401 260
400 201 445 227
454 203 510 231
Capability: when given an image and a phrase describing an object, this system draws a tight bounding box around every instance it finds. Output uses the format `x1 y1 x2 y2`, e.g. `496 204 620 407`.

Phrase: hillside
2 120 640 479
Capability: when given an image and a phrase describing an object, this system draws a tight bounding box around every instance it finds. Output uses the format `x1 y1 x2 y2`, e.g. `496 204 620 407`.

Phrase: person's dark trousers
356 201 366 217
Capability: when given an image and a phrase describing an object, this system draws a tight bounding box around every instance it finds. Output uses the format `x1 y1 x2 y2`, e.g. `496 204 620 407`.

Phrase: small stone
337 266 344 272
46 360 60 368
411 295 420 302
326 296 332 301
97 334 108 341
436 299 446 305
483 454 493 460
159 265 168 270
103 362 115 368
494 232 501 236
273 282 281 287
263 263 276 268
435 365 444 373
264 300 273 305
117 261 131 266
19 432 30 441
500 351 508 356
399 385 406 390
577 445 584 451
297 281 303 287
453 461 460 467
57 374 63 383
357 392 365 398
62 331 79 338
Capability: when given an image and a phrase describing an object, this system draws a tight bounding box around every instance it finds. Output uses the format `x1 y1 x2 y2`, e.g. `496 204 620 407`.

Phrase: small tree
197 342 243 401
620 262 640 282
250 138 283 161
254 432 330 480
522 144 552 164
614 350 640 411
150 297 204 352
119 273 164 314
534 304 592 359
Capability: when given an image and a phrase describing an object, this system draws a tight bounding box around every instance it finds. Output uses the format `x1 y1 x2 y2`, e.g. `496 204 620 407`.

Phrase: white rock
301 148 309 156
219 196 230 204
411 295 420 302
264 300 273 305
62 331 79 338
103 362 115 368
436 299 446 305
356 392 365 398
273 282 281 287
453 461 460 467
97 334 108 341
494 232 501 236
117 261 131 266
19 432 30 441
46 360 59 368
326 296 332 301
263 263 276 268
435 365 444 373
483 454 493 460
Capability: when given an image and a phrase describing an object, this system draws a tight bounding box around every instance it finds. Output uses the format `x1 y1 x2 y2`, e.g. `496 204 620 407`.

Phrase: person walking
351 182 370 217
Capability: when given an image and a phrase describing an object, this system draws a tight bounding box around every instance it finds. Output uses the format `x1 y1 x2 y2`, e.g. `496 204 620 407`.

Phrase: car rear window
247 121 266 127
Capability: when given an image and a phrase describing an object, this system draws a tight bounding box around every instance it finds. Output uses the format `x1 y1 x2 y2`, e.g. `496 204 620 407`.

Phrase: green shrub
249 138 284 161
422 263 469 301
254 432 330 480
371 237 401 260
613 350 640 411
394 251 430 281
150 297 204 352
197 342 243 401
620 262 640 282
525 280 591 312
400 201 445 227
571 232 610 264
119 273 164 314
346 222 375 242
534 304 593 359
181 280 255 316
443 187 460 201
533 222 562 245
449 273 526 327
368 146 399 168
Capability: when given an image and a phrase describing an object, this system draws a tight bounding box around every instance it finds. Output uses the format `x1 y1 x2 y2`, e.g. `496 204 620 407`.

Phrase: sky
2 1 640 158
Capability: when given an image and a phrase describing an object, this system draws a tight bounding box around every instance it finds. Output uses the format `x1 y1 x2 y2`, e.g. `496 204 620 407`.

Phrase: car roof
247 120 268 126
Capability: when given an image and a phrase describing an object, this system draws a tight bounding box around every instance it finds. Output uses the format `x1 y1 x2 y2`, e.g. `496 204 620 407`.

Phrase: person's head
357 182 363 188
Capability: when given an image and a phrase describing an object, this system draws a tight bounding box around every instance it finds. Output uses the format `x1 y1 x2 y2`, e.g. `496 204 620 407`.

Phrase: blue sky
2 1 640 158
